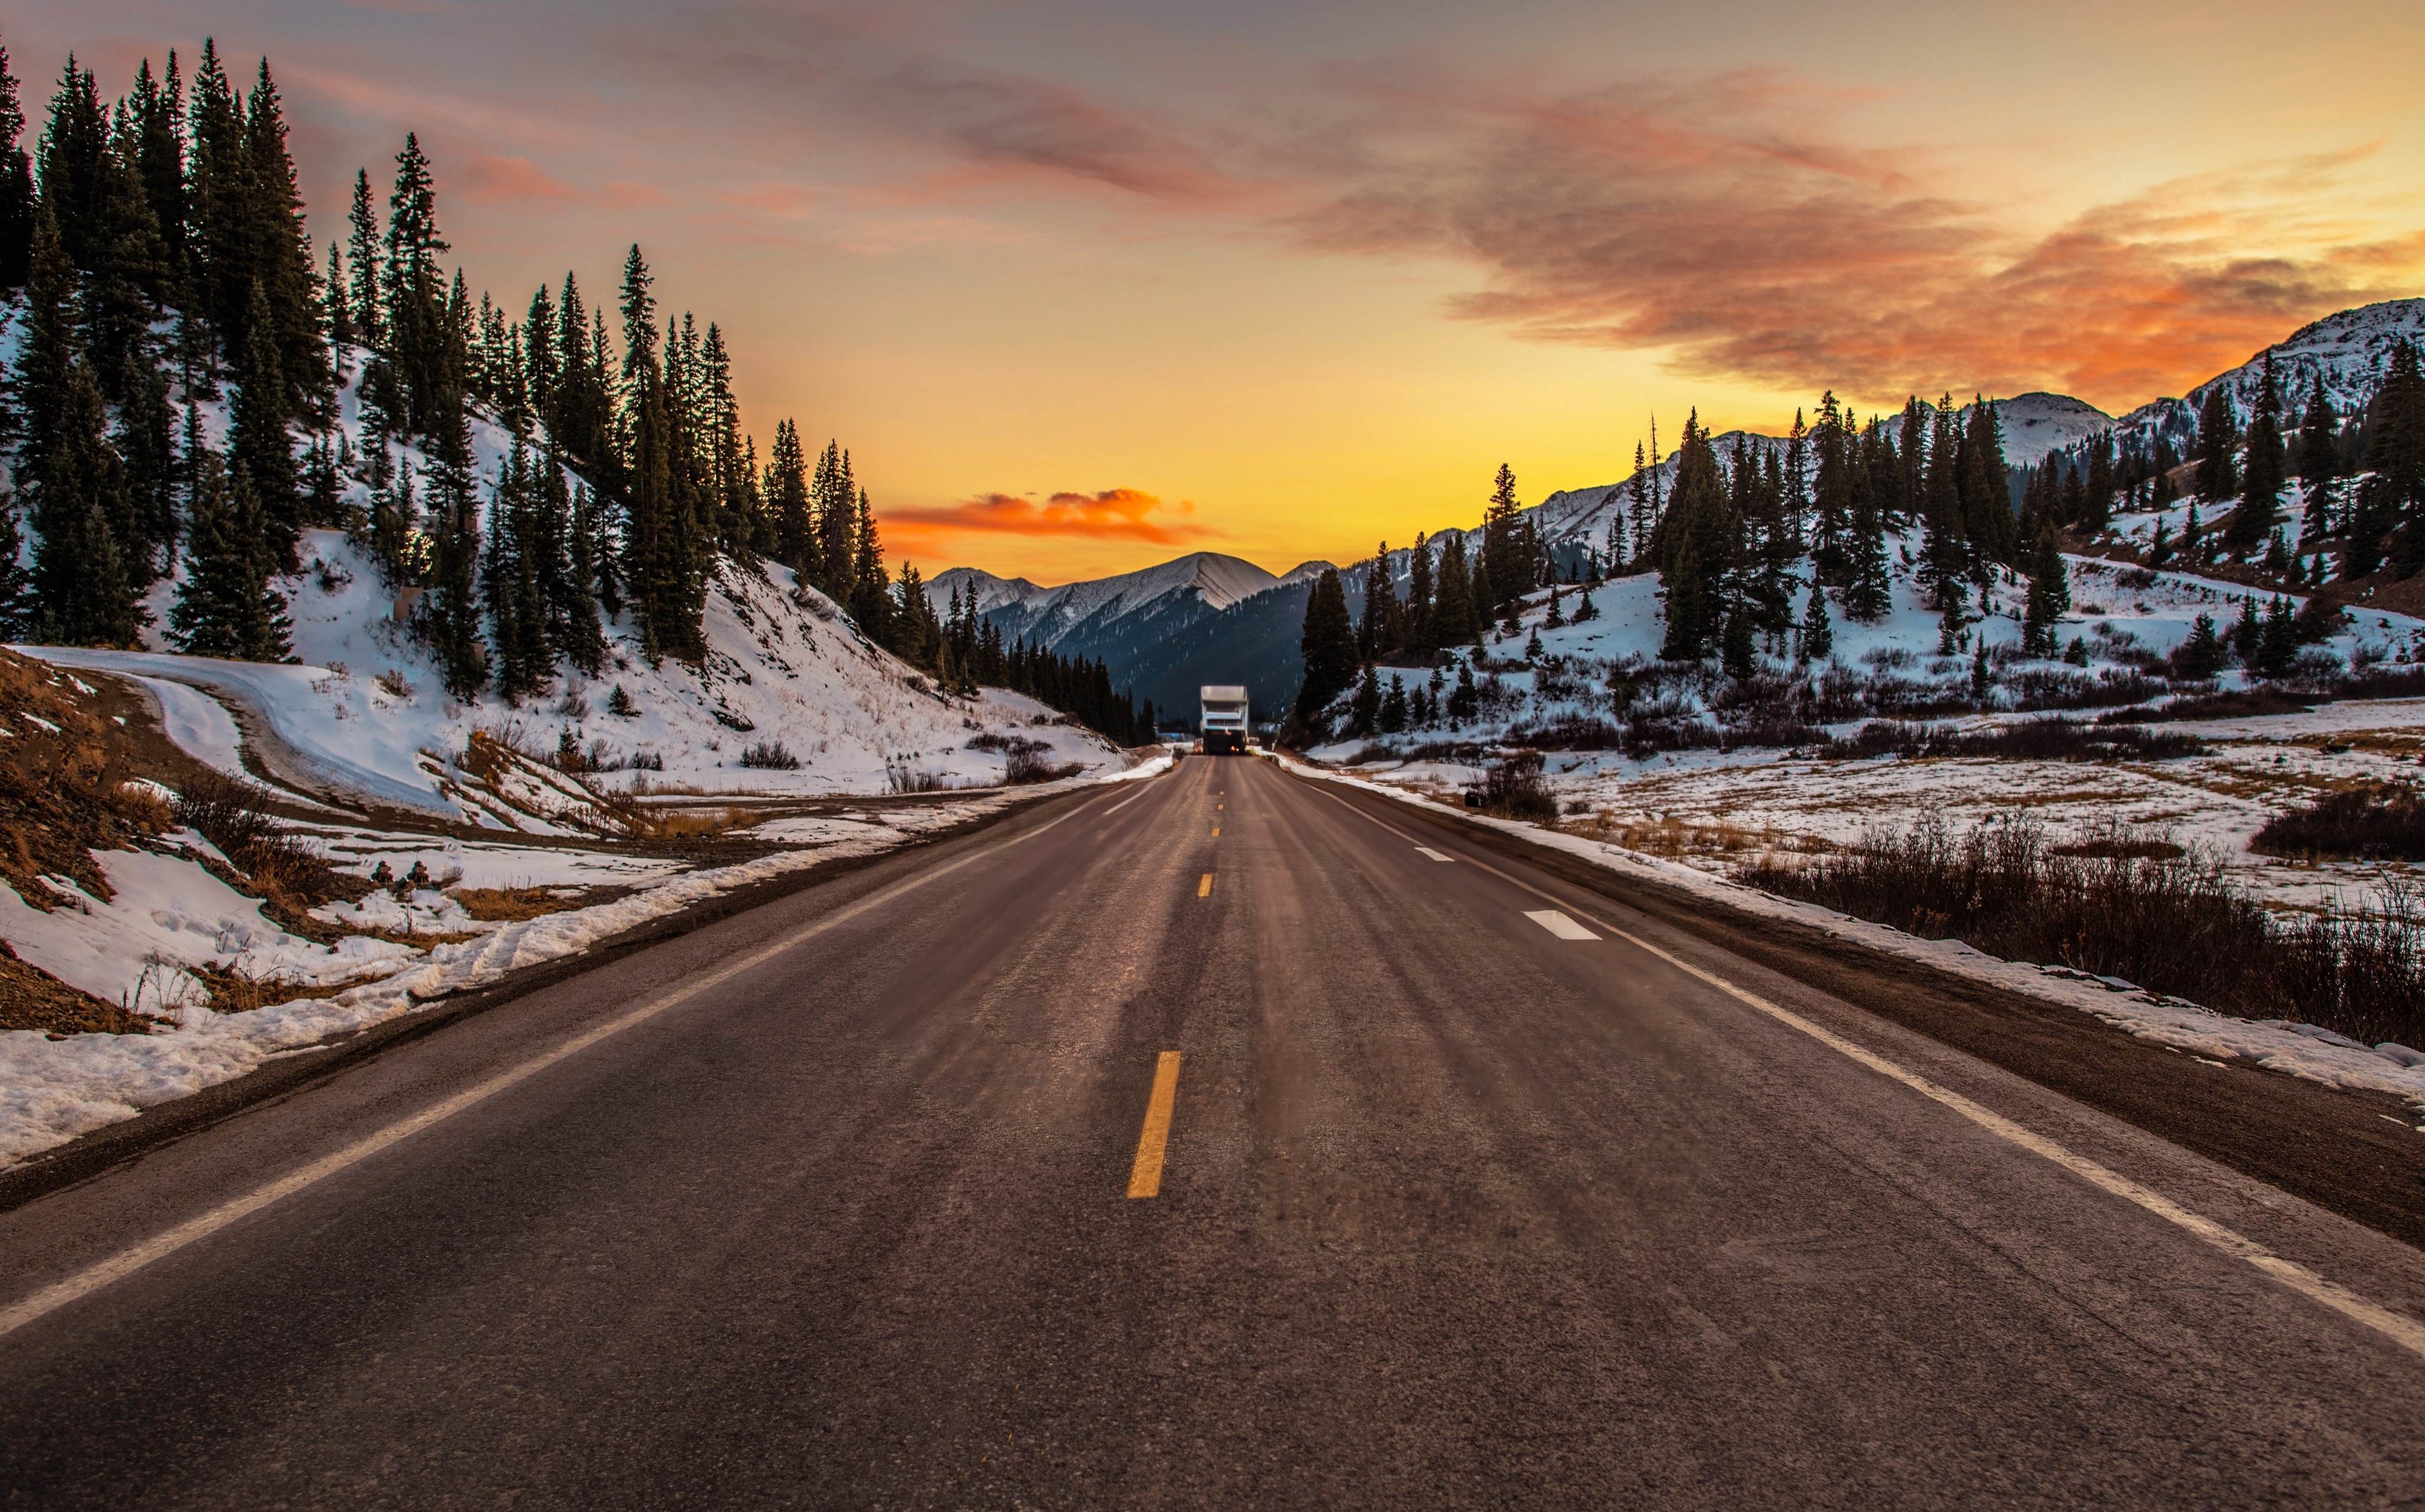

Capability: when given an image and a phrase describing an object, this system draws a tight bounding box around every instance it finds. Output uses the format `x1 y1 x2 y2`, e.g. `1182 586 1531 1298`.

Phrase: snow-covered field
1313 520 2425 915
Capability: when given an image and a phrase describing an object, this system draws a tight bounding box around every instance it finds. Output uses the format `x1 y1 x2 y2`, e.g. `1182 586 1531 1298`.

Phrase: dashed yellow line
1198 873 1213 897
1126 1051 1183 1198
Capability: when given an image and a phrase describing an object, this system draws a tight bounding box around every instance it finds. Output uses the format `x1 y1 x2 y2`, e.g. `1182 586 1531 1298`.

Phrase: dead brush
1586 812 1800 860
173 771 371 929
645 807 751 840
1741 812 2425 1047
452 886 599 922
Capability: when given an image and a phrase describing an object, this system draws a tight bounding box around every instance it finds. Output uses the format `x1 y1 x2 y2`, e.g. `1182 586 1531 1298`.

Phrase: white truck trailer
1199 685 1249 754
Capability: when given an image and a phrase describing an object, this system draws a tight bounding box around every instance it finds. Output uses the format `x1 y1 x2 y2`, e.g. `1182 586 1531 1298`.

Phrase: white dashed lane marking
1525 910 1599 940
1416 847 1453 862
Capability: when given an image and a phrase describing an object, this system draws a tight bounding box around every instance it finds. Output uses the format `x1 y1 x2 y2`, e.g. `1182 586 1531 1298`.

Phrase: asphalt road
3 754 2424 1508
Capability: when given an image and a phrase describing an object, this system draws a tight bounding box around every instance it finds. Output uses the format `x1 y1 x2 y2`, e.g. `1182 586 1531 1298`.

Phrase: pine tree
229 277 301 559
2022 523 2070 657
2365 340 2425 577
1720 600 1754 680
1431 531 1477 649
538 447 604 675
0 44 33 292
30 362 140 646
12 203 78 488
1957 397 2017 570
2195 383 2240 503
1655 413 1728 661
239 60 328 417
1479 462 1523 623
2172 613 2224 679
419 452 487 699
2297 373 2339 487
77 108 169 405
2297 374 2339 547
36 58 107 271
1809 393 1850 583
1294 567 1358 728
2080 432 2116 533
768 419 815 578
339 167 382 352
1349 663 1381 736
2228 351 2285 554
1406 530 1433 654
382 133 452 439
1799 582 1833 664
171 448 290 661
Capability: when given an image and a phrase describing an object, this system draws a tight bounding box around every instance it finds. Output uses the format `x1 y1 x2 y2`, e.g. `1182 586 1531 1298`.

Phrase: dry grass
645 807 753 839
451 885 614 922
0 944 163 1037
1743 814 2425 1047
1569 812 1819 861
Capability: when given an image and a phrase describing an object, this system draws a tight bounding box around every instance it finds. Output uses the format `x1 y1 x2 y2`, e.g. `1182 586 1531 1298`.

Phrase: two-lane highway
2 753 2422 1507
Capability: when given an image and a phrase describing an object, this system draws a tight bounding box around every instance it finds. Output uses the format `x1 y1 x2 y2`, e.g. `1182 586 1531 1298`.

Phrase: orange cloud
1288 70 2425 410
884 488 1215 545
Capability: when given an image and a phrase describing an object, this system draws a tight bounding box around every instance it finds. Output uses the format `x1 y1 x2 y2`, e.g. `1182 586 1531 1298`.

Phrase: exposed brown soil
452 884 631 922
0 941 163 1037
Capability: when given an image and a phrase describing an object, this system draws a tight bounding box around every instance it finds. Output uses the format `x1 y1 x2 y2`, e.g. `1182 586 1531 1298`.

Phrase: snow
1271 752 2425 1121
932 551 1286 658
2109 298 2425 458
130 675 249 781
0 847 420 1013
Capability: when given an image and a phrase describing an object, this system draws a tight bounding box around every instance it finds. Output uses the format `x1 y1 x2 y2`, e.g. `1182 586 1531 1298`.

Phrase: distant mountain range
929 298 2425 722
927 554 1332 723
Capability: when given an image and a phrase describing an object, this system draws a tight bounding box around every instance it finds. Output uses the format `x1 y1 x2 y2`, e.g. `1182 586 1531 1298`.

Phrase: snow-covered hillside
40 347 1133 817
927 551 1288 687
2108 298 2425 456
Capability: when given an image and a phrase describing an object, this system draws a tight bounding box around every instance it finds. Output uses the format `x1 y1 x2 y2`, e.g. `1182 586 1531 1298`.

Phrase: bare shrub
1821 717 2200 763
1478 749 1556 821
887 764 956 793
1505 715 1623 750
1742 815 2425 1047
173 771 367 922
2253 784 2425 861
374 668 414 700
739 739 802 770
1005 747 1081 784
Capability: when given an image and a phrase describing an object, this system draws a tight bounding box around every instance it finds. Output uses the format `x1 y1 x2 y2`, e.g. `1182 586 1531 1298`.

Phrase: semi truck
1199 685 1249 754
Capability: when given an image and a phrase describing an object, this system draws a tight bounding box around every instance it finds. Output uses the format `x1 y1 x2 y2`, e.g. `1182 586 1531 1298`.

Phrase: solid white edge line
1297 776 2425 1363
0 796 1102 1343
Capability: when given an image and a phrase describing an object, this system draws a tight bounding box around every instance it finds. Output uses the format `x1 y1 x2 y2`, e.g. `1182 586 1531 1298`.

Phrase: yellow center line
1211 826 1220 837
1126 1051 1183 1198
1198 873 1214 896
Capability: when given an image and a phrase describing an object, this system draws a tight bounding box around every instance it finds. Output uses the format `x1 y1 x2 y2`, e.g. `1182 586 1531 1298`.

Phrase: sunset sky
15 0 2425 583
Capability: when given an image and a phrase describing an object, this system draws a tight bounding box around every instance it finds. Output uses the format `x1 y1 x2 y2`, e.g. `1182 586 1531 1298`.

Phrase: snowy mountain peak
2110 297 2425 457
1986 393 2116 467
